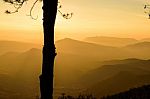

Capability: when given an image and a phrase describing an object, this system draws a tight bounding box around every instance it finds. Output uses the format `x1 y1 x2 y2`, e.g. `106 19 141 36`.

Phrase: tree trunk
39 0 58 99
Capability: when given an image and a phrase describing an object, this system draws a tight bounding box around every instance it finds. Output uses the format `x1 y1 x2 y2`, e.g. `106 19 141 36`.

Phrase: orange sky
0 0 150 44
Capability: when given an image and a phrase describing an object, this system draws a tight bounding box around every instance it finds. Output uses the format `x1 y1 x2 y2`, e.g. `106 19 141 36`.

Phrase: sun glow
0 0 150 43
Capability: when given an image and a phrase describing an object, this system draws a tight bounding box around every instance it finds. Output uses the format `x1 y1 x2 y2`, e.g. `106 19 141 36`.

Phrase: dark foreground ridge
58 85 150 99
101 85 150 99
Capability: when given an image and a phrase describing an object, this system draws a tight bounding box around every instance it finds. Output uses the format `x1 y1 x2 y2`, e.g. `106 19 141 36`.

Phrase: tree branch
4 0 73 20
27 0 39 20
58 2 73 19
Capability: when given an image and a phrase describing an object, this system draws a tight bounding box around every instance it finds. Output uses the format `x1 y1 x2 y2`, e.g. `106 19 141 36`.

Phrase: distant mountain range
0 37 150 98
84 36 150 47
56 38 150 59
0 40 40 55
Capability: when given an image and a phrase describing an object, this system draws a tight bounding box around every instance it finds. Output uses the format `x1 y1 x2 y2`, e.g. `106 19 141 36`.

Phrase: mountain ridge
84 36 139 47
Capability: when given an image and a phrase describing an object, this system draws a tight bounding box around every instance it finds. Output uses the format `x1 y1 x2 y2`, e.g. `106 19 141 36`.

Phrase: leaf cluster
144 4 150 19
58 2 73 19
3 0 27 14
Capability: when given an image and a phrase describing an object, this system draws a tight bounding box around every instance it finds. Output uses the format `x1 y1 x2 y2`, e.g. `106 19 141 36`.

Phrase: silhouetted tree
3 0 72 99
39 0 58 98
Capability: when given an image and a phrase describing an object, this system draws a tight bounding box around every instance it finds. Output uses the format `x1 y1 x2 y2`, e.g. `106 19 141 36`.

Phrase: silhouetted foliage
57 85 150 99
3 0 73 20
58 93 96 99
101 85 150 99
3 0 27 14
144 3 150 19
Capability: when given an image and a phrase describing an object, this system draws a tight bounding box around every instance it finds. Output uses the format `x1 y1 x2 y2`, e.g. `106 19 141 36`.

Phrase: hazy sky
0 0 150 43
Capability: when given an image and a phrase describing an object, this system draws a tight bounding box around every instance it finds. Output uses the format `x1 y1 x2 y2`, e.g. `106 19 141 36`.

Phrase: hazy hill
56 38 116 54
88 72 150 98
0 48 41 99
102 85 150 99
141 38 150 42
56 38 150 63
125 41 150 49
124 42 150 58
54 38 124 86
80 59 150 97
84 36 138 47
0 48 41 74
0 40 40 55
56 38 131 61
80 58 150 86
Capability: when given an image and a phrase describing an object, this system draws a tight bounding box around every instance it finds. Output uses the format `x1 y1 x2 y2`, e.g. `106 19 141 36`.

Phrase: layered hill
0 38 150 98
80 59 150 97
0 40 40 55
0 48 41 99
84 36 138 47
124 42 150 58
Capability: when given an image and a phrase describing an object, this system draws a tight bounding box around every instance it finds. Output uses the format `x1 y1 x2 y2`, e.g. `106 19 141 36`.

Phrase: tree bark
39 0 58 99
